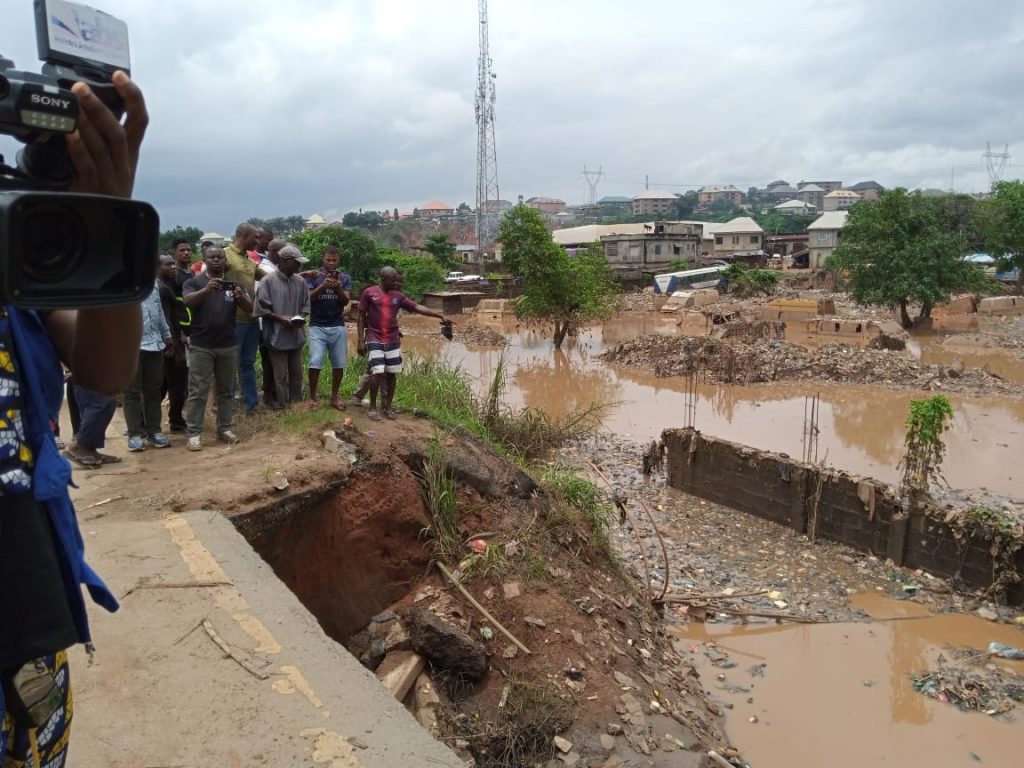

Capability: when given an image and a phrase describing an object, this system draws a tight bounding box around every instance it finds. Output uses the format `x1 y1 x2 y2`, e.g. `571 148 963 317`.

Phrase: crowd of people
59 222 451 463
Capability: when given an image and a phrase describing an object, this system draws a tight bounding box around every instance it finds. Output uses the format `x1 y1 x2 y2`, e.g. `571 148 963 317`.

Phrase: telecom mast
475 0 500 251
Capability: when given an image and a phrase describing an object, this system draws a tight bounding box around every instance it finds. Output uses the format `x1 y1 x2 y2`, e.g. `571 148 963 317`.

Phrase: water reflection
398 316 1024 495
673 612 1024 767
514 349 621 420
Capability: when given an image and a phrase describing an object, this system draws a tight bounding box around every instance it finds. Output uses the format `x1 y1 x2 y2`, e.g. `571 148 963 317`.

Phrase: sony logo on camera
28 92 74 111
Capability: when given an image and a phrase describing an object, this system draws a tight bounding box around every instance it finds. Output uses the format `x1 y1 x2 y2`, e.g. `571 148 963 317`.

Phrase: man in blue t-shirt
305 246 352 410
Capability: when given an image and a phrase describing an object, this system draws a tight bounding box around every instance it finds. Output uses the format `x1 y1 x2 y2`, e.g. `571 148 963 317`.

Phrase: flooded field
403 314 1024 495
672 599 1024 768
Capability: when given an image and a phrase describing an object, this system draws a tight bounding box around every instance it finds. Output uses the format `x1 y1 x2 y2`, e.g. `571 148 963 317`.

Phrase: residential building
698 184 745 207
552 222 651 249
823 190 862 211
525 196 567 215
418 201 454 218
798 180 843 193
807 211 849 268
600 222 703 278
631 190 677 217
710 216 764 260
479 199 515 214
849 180 884 200
304 214 326 231
797 183 826 210
200 231 228 246
765 180 790 193
596 195 632 216
765 233 809 258
773 199 817 216
767 183 798 199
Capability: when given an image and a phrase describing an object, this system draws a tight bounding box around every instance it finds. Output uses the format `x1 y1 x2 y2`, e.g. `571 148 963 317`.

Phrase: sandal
330 400 346 412
384 409 398 420
63 450 101 469
306 400 320 410
367 409 382 422
96 452 123 464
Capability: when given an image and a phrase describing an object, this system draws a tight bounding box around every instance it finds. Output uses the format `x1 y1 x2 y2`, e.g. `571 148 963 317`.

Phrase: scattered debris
601 335 1024 396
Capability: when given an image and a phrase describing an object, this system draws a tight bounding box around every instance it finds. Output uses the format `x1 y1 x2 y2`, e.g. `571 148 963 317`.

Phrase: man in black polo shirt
182 247 253 451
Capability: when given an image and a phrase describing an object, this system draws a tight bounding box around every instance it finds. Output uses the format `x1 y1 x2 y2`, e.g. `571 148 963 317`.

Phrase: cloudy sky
2 0 1022 233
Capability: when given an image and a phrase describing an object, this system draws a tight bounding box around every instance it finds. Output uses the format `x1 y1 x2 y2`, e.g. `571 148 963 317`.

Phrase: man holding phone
182 247 253 451
305 246 352 410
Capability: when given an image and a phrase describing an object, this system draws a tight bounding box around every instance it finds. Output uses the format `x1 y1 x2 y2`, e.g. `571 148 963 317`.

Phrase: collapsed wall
663 428 1023 603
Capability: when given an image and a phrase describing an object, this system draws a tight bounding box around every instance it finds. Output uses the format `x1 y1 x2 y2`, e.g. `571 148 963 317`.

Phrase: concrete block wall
663 428 1023 603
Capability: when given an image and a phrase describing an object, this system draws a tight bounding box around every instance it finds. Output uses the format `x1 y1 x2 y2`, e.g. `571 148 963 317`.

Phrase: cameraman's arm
45 73 151 395
45 310 141 395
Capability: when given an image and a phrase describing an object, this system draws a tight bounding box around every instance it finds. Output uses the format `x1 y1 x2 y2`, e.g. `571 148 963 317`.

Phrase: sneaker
187 435 202 452
127 435 146 452
217 430 239 444
147 432 171 448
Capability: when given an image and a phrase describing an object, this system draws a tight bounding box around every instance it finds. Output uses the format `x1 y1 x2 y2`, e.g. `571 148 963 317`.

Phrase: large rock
407 607 488 680
395 429 536 500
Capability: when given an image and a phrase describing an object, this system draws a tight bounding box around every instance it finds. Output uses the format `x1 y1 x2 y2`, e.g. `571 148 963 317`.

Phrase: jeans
269 348 304 408
124 349 165 437
234 321 261 412
73 386 117 450
186 345 237 437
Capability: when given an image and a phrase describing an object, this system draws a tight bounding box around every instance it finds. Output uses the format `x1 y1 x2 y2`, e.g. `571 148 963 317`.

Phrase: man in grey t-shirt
253 245 311 409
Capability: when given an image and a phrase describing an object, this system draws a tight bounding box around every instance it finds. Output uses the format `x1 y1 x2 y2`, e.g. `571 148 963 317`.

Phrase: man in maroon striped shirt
357 267 450 420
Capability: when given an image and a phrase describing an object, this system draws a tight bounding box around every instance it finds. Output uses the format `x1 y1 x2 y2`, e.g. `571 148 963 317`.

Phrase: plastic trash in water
987 641 1024 660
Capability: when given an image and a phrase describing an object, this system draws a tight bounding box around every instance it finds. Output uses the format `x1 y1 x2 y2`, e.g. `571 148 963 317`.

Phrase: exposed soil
77 405 735 767
600 335 1024 397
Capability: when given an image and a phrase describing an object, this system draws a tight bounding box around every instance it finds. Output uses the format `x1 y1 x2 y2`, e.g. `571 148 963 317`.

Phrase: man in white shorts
356 267 450 420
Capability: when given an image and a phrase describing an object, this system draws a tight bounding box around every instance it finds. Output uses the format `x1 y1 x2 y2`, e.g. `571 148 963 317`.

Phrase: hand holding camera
0 1 158 309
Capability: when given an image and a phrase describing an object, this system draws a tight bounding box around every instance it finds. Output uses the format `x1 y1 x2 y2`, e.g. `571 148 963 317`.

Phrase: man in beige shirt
223 223 261 414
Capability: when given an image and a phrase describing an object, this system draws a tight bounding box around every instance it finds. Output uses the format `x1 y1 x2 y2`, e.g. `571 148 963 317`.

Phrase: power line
984 142 1010 188
581 165 605 204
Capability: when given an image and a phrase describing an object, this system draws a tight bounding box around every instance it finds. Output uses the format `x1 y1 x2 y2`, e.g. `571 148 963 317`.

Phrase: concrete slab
69 509 462 768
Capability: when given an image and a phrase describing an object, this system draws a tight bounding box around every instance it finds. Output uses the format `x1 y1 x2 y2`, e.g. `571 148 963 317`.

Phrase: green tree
291 226 381 291
900 396 955 509
498 204 618 349
832 188 989 328
724 263 780 296
377 250 446 300
418 233 459 270
342 210 386 230
977 180 1024 292
247 215 305 235
158 225 203 253
456 202 472 215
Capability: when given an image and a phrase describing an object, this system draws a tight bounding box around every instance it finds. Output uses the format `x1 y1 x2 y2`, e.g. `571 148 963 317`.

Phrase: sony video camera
0 0 158 309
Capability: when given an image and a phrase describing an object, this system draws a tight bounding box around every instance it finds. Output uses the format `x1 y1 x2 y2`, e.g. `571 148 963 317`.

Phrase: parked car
444 271 465 283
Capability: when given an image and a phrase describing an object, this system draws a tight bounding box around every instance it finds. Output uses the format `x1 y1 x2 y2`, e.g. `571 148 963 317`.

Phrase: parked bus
653 265 729 294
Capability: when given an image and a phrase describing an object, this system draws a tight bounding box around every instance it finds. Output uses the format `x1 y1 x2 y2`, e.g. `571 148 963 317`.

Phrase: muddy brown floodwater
402 314 1024 495
671 597 1024 768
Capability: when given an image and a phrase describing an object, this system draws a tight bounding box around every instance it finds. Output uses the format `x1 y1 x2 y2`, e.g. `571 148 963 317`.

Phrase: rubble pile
601 335 1024 396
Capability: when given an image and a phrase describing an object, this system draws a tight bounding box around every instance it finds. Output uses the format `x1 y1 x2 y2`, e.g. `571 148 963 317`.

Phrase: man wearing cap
253 245 311 409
